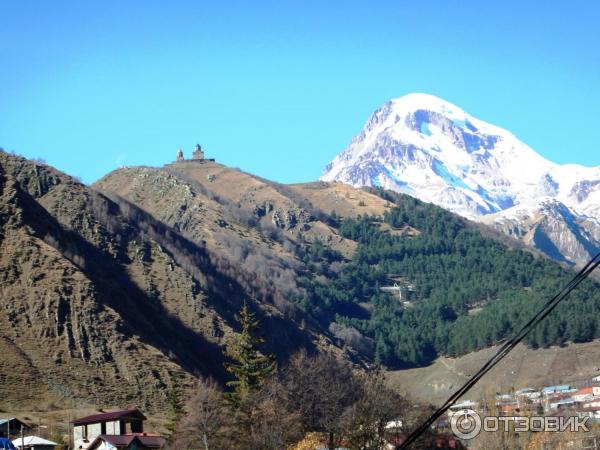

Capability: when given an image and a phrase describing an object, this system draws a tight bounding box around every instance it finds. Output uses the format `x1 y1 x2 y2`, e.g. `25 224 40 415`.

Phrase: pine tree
223 303 276 409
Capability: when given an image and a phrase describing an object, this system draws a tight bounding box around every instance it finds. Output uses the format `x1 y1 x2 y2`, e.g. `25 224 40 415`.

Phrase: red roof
137 435 167 447
95 435 135 446
72 408 146 425
88 434 166 449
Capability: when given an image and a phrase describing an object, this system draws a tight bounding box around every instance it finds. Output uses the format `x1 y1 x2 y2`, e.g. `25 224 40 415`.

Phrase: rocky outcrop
253 201 273 218
271 207 311 230
485 200 600 266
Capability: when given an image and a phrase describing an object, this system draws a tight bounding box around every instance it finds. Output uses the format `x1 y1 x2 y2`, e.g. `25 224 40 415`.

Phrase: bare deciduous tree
173 377 229 450
329 322 376 357
277 351 361 450
341 369 407 450
245 380 303 450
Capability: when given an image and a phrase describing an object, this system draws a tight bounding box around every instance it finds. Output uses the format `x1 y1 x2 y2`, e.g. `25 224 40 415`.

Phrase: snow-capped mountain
322 93 600 266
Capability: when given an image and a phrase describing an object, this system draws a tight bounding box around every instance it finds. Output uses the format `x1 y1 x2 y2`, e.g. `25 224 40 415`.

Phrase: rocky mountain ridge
321 93 600 266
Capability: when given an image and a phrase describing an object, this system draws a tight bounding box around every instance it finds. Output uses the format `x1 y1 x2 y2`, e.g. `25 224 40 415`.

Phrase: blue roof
0 419 15 426
0 438 16 450
543 385 572 392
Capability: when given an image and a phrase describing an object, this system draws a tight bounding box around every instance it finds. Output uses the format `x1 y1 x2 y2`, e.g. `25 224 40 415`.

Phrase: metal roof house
12 436 58 450
72 409 147 450
542 385 574 395
87 434 166 450
0 420 31 439
549 399 577 411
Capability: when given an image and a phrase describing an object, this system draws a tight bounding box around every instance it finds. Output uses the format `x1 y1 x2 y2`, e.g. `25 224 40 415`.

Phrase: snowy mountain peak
322 93 600 266
357 93 517 146
389 93 477 126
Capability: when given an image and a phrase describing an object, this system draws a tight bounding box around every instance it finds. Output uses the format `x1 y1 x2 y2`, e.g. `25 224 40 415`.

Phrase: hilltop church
176 144 209 162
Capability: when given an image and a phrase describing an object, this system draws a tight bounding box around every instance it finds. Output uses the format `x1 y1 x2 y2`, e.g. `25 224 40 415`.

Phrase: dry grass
386 339 600 407
290 181 392 218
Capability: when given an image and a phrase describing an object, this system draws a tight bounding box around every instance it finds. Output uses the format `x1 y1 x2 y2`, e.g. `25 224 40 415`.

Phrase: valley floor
387 338 600 406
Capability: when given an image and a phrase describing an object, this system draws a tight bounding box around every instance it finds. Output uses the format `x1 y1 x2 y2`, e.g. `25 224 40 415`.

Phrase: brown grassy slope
387 339 600 407
289 181 392 218
94 163 305 296
0 154 224 413
0 152 317 414
95 161 372 261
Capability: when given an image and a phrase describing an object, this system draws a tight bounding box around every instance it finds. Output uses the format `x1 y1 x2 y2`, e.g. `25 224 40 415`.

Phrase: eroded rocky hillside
0 152 324 413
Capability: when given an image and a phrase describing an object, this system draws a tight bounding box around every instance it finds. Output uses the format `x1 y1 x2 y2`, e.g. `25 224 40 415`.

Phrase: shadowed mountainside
0 152 319 413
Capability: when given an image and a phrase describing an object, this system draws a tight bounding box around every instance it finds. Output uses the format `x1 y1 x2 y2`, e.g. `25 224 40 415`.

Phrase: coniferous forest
297 190 599 368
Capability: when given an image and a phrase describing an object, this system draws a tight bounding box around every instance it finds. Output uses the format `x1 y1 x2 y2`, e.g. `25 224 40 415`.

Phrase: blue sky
1 1 599 184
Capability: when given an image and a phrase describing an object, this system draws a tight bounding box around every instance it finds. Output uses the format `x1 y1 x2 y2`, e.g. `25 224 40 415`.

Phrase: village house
385 433 467 449
542 384 575 396
87 434 165 450
12 436 58 450
572 386 600 402
548 398 577 412
447 400 478 418
543 393 576 413
583 399 600 410
0 419 31 439
496 393 514 403
515 387 541 400
71 408 164 450
497 401 521 415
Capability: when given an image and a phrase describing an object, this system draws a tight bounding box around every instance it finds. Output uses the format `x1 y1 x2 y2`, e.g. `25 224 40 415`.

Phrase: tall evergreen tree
224 303 276 409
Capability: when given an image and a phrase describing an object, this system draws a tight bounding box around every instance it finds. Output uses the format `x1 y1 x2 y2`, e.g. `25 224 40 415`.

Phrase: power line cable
398 251 600 449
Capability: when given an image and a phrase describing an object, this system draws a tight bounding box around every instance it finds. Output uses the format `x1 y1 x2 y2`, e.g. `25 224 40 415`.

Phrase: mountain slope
96 157 600 369
387 338 600 407
296 191 600 367
321 93 600 266
0 151 317 413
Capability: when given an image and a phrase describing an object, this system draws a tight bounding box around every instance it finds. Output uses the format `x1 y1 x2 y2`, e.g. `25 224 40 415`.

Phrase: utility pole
68 405 73 450
20 425 24 450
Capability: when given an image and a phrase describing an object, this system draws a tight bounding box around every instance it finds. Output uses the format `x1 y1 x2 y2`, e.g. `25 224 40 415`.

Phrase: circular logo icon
450 408 482 440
